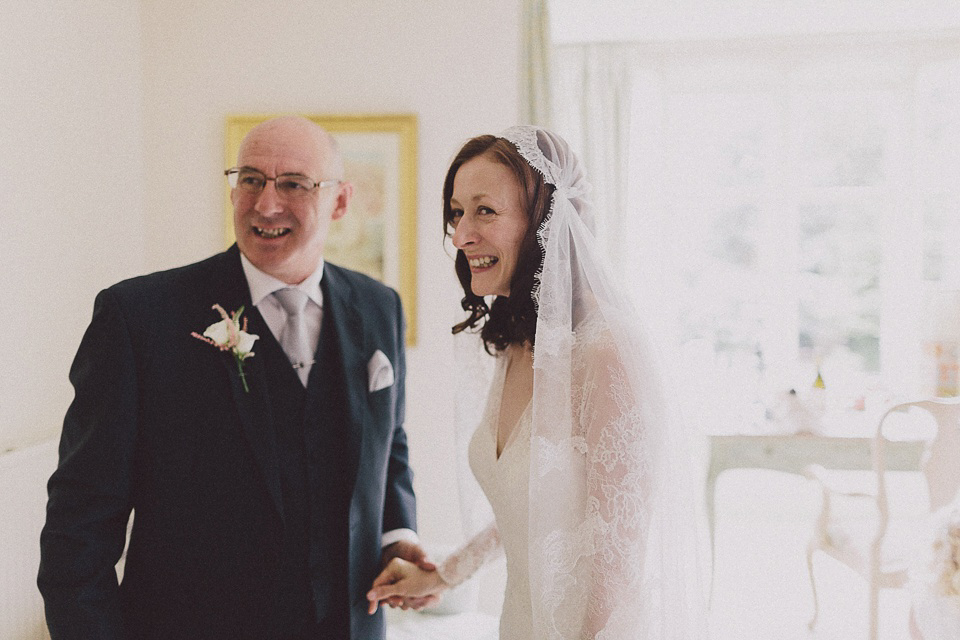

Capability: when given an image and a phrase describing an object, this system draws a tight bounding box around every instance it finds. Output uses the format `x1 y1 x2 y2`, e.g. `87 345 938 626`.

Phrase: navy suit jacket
38 245 416 639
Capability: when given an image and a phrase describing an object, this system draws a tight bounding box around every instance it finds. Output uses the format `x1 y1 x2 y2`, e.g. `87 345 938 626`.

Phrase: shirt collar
240 253 325 308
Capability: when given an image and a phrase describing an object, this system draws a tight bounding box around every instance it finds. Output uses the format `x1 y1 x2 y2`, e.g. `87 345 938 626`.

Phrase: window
556 36 960 429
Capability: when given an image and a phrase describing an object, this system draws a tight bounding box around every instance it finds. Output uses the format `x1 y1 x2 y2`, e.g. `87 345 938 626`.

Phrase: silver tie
272 288 313 386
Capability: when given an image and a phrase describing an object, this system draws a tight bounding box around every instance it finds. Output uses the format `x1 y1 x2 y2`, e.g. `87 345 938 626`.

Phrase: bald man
39 117 424 640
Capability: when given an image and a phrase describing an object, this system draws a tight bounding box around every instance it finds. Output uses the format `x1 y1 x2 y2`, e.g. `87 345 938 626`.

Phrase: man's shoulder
325 262 399 303
100 249 239 319
107 249 235 296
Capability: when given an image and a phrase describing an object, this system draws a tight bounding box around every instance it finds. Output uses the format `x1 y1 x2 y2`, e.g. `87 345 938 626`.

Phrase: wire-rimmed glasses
225 167 340 199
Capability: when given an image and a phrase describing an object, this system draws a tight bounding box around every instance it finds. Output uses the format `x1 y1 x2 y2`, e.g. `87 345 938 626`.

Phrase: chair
803 397 960 640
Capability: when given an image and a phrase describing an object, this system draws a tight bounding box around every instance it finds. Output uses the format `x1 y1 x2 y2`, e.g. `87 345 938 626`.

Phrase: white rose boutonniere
192 304 259 392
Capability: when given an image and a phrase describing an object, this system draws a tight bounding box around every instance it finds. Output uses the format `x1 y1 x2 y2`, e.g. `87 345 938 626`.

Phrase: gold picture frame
225 114 418 345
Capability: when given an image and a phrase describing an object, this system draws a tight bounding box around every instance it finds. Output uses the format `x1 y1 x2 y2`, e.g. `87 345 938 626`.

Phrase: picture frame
225 114 418 345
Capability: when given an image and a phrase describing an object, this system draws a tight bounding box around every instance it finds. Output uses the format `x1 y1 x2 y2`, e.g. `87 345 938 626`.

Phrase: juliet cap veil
499 125 709 639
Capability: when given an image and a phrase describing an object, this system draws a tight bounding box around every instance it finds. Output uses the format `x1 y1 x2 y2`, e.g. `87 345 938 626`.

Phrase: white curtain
550 44 643 290
520 0 553 128
523 5 638 269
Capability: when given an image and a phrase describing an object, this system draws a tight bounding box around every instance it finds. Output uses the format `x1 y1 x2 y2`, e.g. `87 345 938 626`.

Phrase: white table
705 431 925 594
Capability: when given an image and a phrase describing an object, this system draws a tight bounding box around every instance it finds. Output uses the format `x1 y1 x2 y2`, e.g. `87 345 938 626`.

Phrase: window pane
923 194 950 282
918 60 960 287
797 199 881 371
795 91 893 188
670 199 768 427
668 92 774 191
665 92 775 388
675 201 765 348
917 60 960 190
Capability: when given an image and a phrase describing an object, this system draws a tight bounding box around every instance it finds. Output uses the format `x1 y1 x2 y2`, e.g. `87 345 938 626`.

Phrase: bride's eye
478 206 495 216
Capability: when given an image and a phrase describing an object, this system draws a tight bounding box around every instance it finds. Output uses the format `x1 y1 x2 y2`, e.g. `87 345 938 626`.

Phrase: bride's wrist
434 571 448 590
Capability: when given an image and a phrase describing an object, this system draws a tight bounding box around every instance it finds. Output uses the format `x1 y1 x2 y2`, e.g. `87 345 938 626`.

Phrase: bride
367 126 708 639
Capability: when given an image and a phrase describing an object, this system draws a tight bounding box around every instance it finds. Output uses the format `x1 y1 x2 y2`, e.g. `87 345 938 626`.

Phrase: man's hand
367 557 446 615
381 539 436 571
376 541 441 612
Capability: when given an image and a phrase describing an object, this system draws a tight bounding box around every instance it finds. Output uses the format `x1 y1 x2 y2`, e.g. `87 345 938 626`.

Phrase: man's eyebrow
237 166 310 178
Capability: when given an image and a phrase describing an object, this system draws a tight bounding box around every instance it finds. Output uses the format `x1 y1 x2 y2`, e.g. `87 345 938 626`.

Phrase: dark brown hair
442 135 555 353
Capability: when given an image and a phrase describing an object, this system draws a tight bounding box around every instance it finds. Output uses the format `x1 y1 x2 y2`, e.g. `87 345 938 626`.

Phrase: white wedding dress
439 354 533 639
439 125 708 640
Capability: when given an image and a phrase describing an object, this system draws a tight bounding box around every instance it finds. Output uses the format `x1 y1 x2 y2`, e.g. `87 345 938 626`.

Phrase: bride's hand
366 557 447 614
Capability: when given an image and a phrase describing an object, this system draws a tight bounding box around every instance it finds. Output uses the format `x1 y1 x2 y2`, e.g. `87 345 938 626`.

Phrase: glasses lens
231 169 266 193
275 175 314 198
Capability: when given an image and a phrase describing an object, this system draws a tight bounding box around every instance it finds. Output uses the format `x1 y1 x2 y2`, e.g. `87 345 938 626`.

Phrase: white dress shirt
240 253 324 361
239 254 417 550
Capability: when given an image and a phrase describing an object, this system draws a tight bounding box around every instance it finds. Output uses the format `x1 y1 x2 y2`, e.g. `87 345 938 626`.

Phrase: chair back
915 398 960 510
879 398 960 512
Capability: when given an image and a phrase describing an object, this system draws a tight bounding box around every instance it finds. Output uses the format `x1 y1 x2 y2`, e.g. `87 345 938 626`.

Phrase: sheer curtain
522 2 638 270
550 45 634 273
520 0 552 128
549 44 678 348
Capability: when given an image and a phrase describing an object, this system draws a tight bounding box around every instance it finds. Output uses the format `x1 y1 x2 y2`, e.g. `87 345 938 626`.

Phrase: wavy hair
442 135 555 353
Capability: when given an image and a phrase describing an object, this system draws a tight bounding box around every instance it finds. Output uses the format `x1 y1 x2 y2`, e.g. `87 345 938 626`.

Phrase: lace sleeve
577 337 652 637
436 521 504 588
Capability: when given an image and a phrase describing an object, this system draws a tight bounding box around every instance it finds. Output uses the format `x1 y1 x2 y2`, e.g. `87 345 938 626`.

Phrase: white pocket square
367 349 395 392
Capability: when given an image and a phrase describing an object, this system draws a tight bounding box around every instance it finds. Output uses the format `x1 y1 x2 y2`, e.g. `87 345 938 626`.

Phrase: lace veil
452 125 709 639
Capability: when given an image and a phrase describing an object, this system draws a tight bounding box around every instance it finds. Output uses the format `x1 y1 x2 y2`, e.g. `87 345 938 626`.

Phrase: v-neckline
495 396 531 462
494 347 533 462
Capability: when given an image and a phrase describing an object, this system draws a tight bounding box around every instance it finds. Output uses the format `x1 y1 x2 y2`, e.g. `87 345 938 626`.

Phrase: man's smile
253 226 291 239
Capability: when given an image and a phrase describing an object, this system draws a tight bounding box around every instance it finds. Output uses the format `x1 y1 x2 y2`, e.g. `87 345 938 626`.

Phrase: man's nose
254 181 283 214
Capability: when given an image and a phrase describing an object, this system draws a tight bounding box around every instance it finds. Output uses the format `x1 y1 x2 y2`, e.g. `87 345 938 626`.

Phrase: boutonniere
192 304 259 392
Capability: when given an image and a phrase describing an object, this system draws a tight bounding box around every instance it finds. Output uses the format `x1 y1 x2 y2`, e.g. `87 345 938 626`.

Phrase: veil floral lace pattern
446 126 709 639
509 125 709 639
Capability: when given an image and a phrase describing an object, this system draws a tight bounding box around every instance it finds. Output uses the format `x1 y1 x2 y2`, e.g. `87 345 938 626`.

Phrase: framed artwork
225 114 418 344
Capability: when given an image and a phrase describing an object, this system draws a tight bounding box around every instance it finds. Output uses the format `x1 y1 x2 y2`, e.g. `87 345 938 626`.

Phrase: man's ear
332 182 354 221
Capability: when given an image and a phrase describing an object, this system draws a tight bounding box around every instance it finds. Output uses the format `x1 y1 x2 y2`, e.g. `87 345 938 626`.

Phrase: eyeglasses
225 167 340 199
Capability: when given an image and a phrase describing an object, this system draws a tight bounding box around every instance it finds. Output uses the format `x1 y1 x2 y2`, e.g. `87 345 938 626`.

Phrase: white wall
551 0 960 44
0 1 146 453
1 3 144 637
0 441 58 640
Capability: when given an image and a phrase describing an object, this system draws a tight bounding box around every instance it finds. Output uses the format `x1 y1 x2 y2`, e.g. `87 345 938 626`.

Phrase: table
705 432 925 595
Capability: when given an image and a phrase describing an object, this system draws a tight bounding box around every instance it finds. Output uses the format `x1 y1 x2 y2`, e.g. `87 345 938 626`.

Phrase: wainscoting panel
1 439 57 640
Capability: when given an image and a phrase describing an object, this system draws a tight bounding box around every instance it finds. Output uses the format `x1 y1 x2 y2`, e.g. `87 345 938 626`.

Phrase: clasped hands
366 540 448 614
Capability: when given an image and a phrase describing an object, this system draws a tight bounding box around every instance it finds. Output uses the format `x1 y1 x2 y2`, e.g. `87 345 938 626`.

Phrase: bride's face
449 155 529 298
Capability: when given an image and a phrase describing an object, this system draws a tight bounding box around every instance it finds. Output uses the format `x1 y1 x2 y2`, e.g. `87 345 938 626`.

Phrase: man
39 116 425 639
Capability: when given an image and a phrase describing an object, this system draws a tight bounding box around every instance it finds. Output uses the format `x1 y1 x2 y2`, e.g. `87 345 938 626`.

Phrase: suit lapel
209 246 284 521
319 265 366 477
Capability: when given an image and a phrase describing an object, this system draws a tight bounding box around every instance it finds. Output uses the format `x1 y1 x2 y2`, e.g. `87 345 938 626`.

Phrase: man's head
230 116 352 284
